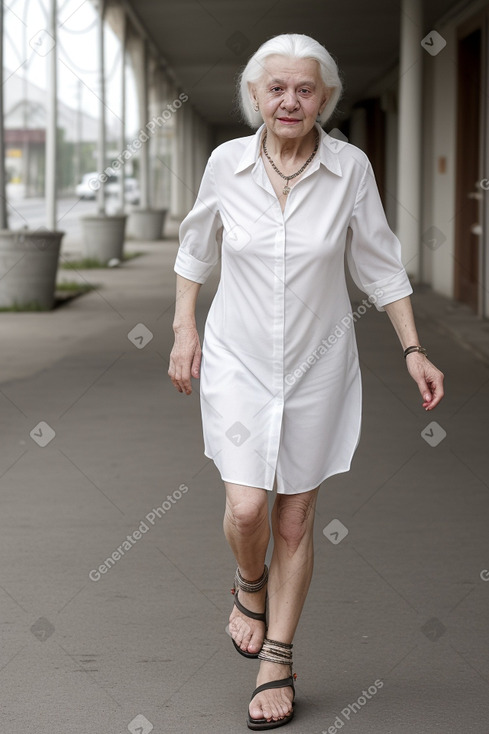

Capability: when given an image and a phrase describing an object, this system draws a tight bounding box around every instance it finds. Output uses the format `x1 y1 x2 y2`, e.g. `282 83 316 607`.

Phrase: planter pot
0 229 64 310
81 214 127 263
128 208 167 241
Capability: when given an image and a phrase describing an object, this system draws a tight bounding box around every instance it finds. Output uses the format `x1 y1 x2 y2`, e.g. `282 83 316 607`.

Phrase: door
454 21 483 312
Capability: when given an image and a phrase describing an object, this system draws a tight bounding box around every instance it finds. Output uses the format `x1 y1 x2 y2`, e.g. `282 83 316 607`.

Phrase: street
6 195 128 239
1 226 488 733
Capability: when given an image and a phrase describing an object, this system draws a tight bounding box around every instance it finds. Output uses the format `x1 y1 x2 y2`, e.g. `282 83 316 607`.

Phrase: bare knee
225 498 268 537
274 495 316 554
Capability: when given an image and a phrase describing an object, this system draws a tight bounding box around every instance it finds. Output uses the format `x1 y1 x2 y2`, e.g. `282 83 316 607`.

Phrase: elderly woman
169 33 444 730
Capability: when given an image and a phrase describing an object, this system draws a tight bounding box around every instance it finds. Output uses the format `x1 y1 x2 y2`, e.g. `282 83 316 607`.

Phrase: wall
421 22 457 299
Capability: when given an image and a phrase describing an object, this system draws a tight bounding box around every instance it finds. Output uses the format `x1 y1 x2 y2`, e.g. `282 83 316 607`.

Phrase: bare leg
249 487 319 723
224 482 270 655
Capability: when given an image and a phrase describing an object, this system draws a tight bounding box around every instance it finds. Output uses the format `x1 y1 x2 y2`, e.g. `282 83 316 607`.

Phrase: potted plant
125 43 167 242
128 207 166 241
80 170 127 263
79 1 126 264
0 1 64 310
0 228 64 310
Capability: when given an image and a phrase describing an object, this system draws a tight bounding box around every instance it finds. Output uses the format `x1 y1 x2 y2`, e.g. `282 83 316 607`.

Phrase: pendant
283 185 290 195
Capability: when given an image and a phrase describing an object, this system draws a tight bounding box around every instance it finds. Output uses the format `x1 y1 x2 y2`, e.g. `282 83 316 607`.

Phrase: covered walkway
1 225 488 732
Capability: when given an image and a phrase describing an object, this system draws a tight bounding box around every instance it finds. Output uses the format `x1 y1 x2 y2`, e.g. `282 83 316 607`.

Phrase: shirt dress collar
234 123 343 178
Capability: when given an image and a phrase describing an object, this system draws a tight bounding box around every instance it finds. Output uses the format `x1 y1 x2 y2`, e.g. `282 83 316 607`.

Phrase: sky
3 0 138 133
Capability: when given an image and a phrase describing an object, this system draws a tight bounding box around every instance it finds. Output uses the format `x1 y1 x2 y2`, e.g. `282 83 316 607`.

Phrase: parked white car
122 178 140 205
76 172 99 199
106 176 140 205
76 173 140 204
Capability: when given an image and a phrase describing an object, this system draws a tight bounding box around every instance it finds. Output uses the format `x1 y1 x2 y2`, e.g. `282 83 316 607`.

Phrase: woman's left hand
405 353 444 410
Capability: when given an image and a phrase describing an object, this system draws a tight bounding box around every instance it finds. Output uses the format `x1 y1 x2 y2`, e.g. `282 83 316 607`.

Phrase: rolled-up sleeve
346 160 413 311
174 157 222 284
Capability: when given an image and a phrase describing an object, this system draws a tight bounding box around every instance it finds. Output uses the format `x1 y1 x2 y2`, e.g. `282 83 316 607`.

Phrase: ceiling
125 0 461 132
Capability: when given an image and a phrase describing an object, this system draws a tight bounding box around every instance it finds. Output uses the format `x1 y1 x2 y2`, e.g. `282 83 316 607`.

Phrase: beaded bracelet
404 345 428 359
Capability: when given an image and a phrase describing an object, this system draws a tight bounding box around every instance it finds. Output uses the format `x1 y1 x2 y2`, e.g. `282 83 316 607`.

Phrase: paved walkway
1 221 488 733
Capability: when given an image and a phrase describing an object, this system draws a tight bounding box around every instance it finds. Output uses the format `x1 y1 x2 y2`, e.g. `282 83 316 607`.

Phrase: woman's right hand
168 326 202 395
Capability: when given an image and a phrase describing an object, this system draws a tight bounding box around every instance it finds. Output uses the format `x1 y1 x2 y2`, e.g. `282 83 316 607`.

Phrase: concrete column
45 0 57 229
96 0 106 214
171 89 186 218
348 106 368 152
193 116 203 193
198 117 211 186
152 71 167 208
382 91 399 229
118 13 127 213
148 60 163 208
169 85 179 218
184 104 194 212
0 0 8 228
396 0 423 279
193 113 205 196
139 40 150 209
152 68 168 209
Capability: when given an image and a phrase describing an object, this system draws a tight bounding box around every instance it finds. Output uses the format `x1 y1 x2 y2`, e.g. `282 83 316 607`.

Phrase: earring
253 103 259 112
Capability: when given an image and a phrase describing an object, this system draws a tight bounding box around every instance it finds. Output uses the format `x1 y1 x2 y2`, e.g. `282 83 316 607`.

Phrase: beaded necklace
262 129 319 195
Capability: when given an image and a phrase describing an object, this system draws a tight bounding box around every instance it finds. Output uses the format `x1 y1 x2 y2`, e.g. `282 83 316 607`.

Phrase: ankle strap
234 564 268 594
258 638 293 665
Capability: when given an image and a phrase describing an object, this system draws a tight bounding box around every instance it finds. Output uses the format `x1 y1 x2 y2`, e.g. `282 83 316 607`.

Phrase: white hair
238 34 343 128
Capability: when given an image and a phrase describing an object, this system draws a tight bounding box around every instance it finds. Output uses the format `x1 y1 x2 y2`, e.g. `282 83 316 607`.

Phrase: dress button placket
266 209 286 487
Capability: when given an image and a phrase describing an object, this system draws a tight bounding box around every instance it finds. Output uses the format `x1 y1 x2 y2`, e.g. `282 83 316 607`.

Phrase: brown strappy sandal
230 564 268 659
247 638 296 730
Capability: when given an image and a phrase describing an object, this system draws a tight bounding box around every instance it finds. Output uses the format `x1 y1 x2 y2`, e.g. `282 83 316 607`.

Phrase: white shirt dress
174 123 412 494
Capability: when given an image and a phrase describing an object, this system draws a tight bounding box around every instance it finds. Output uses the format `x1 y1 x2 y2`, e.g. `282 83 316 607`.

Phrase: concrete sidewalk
1 221 488 734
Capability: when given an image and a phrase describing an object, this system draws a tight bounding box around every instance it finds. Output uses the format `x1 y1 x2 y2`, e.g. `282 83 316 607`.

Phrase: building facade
347 0 489 317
